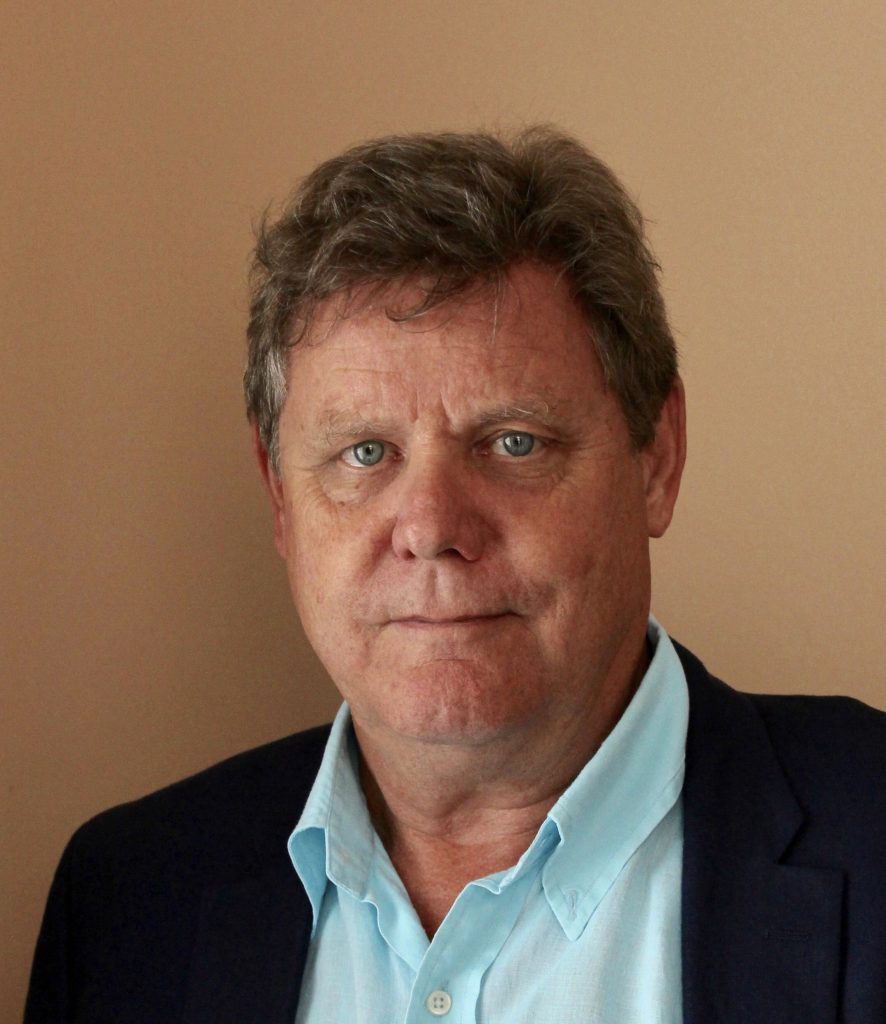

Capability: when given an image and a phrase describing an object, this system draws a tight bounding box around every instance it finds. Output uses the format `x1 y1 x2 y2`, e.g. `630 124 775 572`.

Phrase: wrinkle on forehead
283 262 611 443
299 261 577 353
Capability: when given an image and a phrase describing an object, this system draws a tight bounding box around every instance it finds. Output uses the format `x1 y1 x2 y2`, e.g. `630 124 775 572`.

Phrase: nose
390 452 489 562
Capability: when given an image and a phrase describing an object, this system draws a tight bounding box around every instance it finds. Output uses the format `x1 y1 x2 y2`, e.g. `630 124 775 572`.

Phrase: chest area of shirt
296 802 684 1024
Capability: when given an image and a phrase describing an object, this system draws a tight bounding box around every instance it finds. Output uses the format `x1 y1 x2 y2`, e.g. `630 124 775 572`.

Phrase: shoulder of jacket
746 691 885 785
63 723 332 876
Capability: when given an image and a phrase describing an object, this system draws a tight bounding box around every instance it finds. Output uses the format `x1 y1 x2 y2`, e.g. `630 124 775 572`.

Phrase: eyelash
339 431 547 469
489 431 540 458
340 440 391 468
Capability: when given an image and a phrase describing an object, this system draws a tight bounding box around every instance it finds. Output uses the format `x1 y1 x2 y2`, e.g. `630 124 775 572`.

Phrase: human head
244 126 677 469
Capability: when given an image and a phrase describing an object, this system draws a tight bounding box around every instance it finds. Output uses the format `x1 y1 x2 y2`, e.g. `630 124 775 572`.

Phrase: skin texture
255 263 686 933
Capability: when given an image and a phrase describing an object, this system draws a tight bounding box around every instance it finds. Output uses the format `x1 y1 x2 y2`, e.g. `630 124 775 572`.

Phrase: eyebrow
311 396 574 448
473 400 563 428
315 413 392 447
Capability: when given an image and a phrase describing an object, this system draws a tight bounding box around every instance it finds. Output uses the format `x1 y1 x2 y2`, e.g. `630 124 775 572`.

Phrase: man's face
262 263 683 752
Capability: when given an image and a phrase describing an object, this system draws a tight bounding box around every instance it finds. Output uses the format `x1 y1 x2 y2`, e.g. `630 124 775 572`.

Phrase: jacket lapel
182 857 312 1024
678 644 844 1024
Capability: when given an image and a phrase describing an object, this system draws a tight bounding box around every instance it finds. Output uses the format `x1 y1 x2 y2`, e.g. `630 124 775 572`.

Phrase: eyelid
334 429 552 466
339 439 390 468
488 429 547 455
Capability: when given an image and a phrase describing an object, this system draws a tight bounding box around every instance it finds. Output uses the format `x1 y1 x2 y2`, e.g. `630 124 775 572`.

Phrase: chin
355 658 545 746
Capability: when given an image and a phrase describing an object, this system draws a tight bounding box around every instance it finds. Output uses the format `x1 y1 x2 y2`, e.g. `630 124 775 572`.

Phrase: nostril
389 464 488 562
391 516 484 562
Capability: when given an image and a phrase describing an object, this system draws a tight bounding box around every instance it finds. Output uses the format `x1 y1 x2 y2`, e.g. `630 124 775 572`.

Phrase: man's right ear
251 422 288 559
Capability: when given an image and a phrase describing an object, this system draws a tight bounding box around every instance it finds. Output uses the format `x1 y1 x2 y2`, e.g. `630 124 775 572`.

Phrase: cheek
517 468 649 604
283 492 378 638
283 492 340 621
286 539 367 689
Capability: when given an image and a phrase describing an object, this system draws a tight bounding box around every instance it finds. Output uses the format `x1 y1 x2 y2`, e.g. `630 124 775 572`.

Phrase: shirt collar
288 616 688 940
288 704 377 928
540 616 688 939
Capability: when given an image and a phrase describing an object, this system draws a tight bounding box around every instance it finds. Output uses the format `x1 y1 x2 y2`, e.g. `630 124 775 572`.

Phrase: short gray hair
245 126 677 468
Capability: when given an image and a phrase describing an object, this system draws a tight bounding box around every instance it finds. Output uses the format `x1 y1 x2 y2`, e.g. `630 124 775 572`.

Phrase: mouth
388 612 515 628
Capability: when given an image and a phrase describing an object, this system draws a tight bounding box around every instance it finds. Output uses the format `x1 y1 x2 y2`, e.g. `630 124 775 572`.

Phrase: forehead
285 263 609 423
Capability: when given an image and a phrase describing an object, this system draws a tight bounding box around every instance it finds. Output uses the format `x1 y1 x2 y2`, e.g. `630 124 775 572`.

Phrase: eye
342 440 386 467
493 431 537 457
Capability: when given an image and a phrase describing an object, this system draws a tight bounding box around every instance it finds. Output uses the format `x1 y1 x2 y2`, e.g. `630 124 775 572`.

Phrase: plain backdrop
2 1 884 1017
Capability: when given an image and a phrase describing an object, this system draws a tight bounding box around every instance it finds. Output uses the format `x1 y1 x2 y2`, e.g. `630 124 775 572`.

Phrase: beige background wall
2 1 883 1016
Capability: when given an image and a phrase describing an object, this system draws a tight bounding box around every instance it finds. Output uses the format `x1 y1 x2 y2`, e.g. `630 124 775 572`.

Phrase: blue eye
497 432 536 457
346 440 386 467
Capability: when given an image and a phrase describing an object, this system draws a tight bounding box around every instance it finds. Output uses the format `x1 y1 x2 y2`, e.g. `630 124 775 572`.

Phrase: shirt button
426 989 452 1016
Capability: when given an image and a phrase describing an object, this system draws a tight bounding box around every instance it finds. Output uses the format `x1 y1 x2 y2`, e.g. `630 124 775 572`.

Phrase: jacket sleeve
24 839 74 1023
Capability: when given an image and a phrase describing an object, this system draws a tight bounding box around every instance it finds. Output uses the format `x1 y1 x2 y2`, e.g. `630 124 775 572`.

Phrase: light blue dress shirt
289 618 688 1023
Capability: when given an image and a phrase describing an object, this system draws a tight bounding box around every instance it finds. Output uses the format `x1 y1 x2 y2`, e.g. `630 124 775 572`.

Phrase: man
26 128 885 1022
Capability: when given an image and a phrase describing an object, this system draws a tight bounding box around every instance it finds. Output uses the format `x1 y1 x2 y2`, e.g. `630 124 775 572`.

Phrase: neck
354 633 651 935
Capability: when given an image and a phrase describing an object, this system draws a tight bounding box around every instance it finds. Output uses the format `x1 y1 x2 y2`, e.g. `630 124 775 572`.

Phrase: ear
251 421 289 559
641 378 687 539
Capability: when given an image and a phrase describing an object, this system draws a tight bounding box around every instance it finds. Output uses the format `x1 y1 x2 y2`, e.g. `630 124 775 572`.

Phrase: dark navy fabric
25 643 886 1023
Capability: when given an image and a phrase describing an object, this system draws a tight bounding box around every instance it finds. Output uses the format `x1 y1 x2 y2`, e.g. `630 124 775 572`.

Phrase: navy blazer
25 643 886 1022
